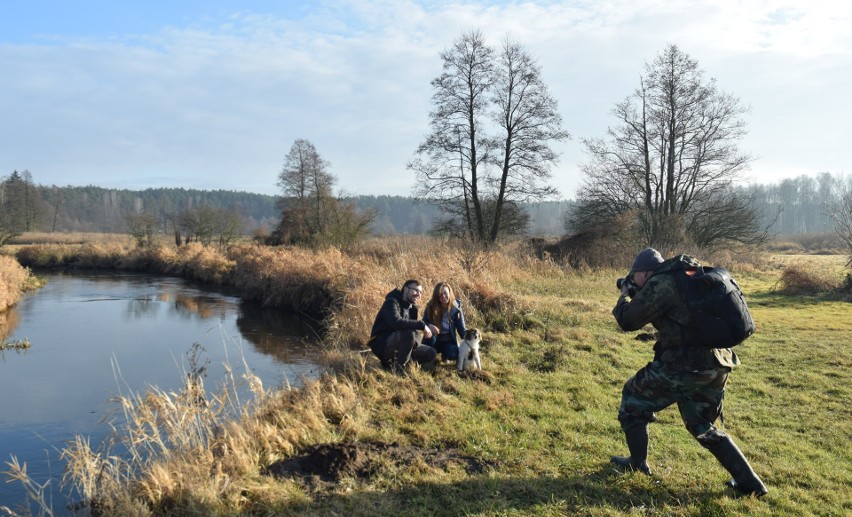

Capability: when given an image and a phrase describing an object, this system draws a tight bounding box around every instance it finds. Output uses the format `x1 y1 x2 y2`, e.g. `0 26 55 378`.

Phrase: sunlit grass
2 237 850 515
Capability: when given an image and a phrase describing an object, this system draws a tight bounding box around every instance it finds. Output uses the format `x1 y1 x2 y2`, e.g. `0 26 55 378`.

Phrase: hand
620 284 631 297
428 324 440 335
423 326 433 339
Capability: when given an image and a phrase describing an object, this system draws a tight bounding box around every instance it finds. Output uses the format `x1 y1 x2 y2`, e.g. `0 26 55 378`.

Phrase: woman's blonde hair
425 282 454 324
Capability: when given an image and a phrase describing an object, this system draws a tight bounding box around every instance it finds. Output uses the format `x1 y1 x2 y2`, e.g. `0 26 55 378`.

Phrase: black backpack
673 262 756 348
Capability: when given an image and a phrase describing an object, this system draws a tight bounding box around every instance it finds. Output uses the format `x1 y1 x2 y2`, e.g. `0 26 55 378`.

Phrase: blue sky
1 1 849 198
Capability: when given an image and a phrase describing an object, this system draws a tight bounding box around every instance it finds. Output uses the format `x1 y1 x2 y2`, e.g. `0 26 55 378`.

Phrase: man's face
633 270 651 289
403 284 423 304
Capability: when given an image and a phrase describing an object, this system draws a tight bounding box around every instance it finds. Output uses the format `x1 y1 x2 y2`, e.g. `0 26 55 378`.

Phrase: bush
777 263 836 294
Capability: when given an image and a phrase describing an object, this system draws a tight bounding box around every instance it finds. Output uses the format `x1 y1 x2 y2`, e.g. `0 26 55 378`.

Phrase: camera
616 277 637 297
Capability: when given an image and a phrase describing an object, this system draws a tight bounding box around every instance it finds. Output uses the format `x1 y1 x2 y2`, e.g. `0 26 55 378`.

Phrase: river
0 271 324 513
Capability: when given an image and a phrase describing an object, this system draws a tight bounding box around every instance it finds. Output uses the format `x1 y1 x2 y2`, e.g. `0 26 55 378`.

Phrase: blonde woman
422 282 467 362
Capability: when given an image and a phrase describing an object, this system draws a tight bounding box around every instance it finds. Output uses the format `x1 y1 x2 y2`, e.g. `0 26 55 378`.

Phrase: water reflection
0 271 323 511
236 304 320 364
0 307 20 342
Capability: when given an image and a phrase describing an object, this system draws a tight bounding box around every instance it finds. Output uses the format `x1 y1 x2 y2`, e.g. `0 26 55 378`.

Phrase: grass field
2 239 850 516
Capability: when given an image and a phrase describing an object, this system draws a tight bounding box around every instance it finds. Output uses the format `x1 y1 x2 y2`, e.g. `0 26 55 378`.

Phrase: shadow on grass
158 464 732 516
746 291 835 309
279 466 732 516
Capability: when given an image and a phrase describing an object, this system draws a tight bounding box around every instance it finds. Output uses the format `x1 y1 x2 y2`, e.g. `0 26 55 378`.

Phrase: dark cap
630 247 663 273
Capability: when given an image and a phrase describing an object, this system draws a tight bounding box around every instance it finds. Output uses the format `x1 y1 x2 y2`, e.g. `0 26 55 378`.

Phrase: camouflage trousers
618 360 730 438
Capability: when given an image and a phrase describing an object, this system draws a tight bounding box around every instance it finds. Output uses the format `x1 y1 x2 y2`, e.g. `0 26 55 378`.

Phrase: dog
457 328 482 372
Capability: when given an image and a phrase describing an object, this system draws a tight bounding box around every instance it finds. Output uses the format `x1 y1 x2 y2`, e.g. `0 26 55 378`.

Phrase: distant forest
25 185 575 237
10 172 851 238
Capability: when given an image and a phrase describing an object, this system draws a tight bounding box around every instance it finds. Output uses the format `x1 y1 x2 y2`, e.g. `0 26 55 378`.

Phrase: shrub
777 263 836 294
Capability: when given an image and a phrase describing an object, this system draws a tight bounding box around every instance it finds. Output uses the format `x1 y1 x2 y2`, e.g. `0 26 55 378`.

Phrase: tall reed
0 255 38 312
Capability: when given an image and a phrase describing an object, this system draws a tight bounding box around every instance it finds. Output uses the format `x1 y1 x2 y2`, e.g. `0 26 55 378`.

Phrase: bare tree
275 139 335 243
410 31 567 244
489 37 569 242
125 212 160 247
410 30 493 241
570 44 764 248
177 205 218 244
827 178 852 267
272 139 374 247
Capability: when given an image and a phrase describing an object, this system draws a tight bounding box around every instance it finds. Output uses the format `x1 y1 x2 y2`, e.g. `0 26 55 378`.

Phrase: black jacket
369 288 426 341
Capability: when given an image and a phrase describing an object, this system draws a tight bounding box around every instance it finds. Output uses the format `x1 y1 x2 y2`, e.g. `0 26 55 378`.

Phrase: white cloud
1 0 849 198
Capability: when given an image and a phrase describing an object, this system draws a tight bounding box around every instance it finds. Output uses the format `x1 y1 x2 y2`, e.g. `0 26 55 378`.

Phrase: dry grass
9 237 849 515
4 237 546 514
767 254 848 297
0 255 40 313
777 263 841 294
14 239 541 348
51 347 378 514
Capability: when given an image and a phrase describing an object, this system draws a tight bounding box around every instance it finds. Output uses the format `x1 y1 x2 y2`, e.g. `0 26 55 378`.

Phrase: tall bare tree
410 30 567 244
570 44 764 249
272 139 374 247
490 37 569 242
410 30 493 241
275 139 335 243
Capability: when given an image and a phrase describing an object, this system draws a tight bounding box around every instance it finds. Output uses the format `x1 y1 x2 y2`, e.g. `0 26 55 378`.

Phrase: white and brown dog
457 328 482 372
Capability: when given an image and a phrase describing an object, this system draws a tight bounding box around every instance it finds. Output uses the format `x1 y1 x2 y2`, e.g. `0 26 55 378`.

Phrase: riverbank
5 239 851 515
0 255 42 313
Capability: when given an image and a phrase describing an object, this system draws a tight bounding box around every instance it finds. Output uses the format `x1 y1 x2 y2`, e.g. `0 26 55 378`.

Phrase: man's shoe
610 455 651 475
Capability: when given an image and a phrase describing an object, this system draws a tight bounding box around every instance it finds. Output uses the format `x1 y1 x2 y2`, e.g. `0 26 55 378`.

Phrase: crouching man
611 248 767 497
368 279 437 375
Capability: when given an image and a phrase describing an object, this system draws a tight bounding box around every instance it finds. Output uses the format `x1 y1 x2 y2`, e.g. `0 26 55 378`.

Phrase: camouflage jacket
612 255 740 371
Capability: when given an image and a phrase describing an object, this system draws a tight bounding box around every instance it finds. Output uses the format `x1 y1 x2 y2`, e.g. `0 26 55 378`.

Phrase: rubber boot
611 424 651 475
705 434 768 497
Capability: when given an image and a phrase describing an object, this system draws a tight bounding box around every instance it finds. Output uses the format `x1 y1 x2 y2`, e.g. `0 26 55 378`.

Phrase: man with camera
610 248 767 497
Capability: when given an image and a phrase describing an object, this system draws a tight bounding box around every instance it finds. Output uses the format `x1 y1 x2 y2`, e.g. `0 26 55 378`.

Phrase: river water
0 271 324 512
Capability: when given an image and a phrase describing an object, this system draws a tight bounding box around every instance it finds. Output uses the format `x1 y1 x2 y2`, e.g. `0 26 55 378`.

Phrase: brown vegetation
777 262 845 295
7 237 850 515
14 237 546 347
0 255 36 312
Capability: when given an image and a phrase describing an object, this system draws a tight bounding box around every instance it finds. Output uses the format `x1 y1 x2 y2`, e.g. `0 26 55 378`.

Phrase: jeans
423 333 459 361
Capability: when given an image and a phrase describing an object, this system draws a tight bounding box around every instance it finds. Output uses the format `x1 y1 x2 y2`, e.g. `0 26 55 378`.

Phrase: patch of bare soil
265 441 496 489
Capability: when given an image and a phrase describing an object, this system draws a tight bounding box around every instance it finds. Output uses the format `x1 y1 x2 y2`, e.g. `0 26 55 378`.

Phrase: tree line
3 36 850 252
1 170 845 243
0 172 576 242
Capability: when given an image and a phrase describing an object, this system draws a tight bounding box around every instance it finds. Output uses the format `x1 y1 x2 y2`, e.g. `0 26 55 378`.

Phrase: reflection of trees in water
121 290 231 321
124 296 158 319
174 294 229 320
0 309 20 342
236 303 321 364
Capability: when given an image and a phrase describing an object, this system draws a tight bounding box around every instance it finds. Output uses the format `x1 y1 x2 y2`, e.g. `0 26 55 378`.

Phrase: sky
1 0 849 199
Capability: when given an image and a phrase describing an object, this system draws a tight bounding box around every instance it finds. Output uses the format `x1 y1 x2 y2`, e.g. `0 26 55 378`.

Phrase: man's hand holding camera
616 276 637 298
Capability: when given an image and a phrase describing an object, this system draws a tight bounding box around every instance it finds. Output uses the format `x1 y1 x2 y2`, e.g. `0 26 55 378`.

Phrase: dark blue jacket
423 299 467 346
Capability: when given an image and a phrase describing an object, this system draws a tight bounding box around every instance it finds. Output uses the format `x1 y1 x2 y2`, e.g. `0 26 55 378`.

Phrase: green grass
262 265 850 516
7 243 850 516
